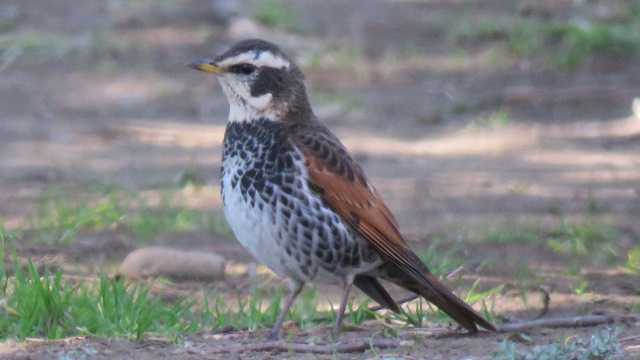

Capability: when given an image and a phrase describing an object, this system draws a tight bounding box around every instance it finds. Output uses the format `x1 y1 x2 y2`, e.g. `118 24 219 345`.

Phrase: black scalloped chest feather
220 118 378 281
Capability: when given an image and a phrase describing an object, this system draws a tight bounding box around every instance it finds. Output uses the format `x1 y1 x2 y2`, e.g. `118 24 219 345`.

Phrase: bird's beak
188 59 224 74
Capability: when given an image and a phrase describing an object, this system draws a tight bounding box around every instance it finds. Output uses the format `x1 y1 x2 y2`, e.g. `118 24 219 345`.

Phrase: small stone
118 246 225 282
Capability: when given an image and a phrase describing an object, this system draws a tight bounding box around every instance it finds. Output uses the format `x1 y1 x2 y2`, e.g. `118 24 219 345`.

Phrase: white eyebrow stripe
217 50 291 69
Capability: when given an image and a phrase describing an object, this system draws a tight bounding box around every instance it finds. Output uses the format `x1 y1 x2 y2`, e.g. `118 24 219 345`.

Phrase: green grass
253 0 299 32
0 261 385 342
480 219 624 297
9 185 511 340
455 7 640 69
417 239 465 277
468 108 511 129
546 221 620 273
513 18 640 68
482 226 540 245
127 199 229 241
0 260 205 341
391 280 502 328
0 6 18 33
492 327 623 360
392 298 430 327
545 20 640 68
208 290 282 331
0 242 497 342
27 186 230 244
0 222 18 247
206 287 377 332
0 256 253 341
11 186 629 342
0 30 96 70
30 190 127 244
0 232 379 342
458 219 625 296
470 220 621 269
403 240 502 326
475 219 622 282
626 246 640 274
0 30 77 56
0 23 213 72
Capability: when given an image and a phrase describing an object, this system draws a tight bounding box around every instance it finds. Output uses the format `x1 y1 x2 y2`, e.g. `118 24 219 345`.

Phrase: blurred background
0 0 639 356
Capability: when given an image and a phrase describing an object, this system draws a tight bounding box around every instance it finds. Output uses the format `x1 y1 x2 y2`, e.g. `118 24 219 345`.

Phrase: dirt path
2 324 638 359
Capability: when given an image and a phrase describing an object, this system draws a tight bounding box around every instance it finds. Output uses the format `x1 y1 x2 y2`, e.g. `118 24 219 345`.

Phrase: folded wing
291 123 495 332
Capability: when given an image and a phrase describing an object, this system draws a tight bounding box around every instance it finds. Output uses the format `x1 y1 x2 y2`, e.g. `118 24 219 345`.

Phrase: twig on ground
497 314 640 333
502 284 551 320
207 314 637 354
446 266 465 280
620 334 640 344
209 339 407 354
532 286 550 319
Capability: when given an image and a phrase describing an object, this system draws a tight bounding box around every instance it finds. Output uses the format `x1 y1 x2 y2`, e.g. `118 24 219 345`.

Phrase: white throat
218 77 278 123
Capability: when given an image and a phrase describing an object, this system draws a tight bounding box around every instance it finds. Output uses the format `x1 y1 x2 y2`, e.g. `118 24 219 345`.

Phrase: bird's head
189 39 311 123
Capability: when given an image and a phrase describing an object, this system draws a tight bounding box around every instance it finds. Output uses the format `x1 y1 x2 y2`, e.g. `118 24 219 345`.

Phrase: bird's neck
227 100 277 123
227 91 313 124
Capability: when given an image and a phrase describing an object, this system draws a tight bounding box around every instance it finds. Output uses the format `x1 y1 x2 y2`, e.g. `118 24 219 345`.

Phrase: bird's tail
353 275 401 313
384 266 495 332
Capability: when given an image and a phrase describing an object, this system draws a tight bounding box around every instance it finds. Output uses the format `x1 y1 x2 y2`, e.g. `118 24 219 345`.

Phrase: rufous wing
291 123 496 332
291 125 431 281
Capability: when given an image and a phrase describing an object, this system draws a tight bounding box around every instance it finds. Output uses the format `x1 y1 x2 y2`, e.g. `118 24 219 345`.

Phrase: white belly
222 175 291 278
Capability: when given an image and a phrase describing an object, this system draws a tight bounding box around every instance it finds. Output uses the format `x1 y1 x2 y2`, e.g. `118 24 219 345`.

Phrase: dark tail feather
387 270 496 332
354 275 401 314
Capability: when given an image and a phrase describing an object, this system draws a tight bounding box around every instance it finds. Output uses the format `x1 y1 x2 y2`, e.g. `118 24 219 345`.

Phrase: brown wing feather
292 124 429 281
291 123 495 332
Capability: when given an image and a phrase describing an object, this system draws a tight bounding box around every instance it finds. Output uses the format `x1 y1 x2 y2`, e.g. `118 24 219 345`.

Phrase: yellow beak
188 60 224 74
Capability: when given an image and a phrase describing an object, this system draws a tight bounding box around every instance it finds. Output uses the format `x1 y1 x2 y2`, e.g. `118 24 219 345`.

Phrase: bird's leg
268 280 304 341
332 274 355 335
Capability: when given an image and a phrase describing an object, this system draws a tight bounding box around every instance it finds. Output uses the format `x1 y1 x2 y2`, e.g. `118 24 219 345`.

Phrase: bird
189 39 496 340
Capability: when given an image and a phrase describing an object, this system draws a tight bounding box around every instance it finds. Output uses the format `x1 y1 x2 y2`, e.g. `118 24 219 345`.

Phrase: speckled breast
220 119 374 283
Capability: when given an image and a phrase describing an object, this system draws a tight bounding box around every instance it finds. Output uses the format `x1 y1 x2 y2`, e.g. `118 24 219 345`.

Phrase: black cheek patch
251 67 288 98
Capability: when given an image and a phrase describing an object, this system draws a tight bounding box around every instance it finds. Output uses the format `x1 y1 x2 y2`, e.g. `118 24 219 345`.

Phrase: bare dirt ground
1 0 639 358
4 325 638 360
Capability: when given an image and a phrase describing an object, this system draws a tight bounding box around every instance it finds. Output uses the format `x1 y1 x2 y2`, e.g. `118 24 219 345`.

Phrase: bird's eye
229 63 256 75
